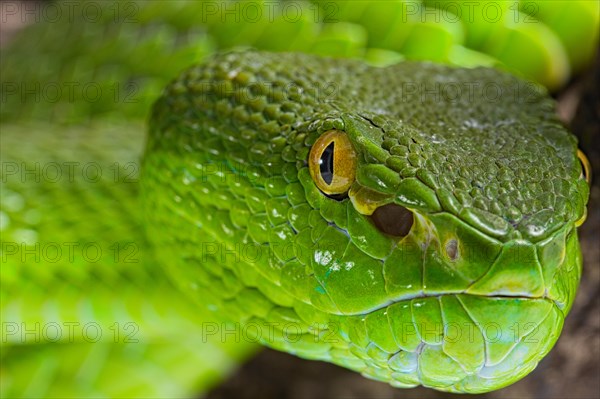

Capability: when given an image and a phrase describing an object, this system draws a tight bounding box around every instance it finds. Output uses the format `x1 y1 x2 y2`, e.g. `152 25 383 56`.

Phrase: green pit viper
1 1 597 397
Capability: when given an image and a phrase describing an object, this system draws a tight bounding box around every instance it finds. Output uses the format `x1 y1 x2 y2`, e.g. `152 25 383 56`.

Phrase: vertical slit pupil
320 142 335 185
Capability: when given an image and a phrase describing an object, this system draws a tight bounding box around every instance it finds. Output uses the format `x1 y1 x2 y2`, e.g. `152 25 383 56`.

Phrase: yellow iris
309 129 357 196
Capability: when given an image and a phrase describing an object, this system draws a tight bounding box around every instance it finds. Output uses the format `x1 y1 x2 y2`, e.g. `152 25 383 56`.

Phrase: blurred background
1 1 598 398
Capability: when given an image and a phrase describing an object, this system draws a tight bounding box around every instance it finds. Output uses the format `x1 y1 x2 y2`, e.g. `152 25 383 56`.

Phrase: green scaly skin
1 123 258 397
1 0 596 396
142 51 589 393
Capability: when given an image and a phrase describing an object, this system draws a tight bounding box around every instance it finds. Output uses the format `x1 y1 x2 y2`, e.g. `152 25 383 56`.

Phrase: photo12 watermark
1 241 140 264
399 1 540 24
1 1 140 25
2 321 139 344
198 1 339 23
1 81 140 106
197 319 542 346
1 161 140 184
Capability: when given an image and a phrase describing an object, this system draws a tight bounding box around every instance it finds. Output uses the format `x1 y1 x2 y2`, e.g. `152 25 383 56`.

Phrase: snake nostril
371 203 413 237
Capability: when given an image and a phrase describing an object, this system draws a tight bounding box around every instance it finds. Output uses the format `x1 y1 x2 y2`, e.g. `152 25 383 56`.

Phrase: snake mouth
371 203 414 237
359 291 551 321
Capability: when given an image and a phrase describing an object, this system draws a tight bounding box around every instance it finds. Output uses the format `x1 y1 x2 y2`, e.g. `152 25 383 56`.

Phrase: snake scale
1 0 596 397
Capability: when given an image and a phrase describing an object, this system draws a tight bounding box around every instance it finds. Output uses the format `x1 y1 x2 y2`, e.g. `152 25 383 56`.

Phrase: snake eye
309 129 357 196
577 149 591 185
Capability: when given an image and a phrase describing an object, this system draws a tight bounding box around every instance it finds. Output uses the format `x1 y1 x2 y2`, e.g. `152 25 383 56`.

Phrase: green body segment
143 51 586 393
2 0 598 124
0 124 257 397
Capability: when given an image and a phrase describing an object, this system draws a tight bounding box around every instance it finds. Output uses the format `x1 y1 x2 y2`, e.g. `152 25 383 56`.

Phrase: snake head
143 51 590 393
301 97 588 391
